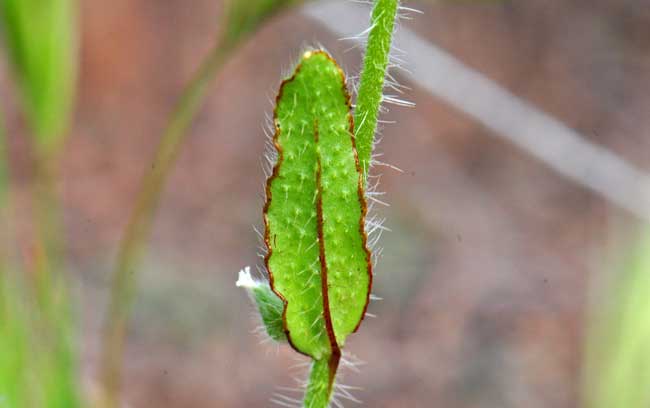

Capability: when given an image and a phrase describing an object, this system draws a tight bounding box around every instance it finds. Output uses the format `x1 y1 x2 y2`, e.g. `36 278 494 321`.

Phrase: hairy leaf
264 50 371 360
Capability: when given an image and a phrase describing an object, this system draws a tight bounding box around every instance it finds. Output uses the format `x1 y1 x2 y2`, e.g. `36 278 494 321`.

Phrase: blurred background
1 0 650 407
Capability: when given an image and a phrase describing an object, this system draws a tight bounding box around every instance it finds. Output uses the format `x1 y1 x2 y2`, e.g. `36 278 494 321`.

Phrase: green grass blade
0 0 78 152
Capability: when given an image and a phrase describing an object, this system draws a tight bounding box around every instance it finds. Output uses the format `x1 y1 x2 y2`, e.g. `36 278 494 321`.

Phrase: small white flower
236 266 260 289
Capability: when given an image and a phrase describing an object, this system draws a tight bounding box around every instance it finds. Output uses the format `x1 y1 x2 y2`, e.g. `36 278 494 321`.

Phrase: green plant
0 273 80 408
238 1 401 406
354 0 399 177
0 0 81 405
582 230 650 408
0 0 77 153
0 0 400 405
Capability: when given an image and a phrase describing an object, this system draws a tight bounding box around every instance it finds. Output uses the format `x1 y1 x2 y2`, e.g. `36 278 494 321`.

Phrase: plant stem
303 355 340 408
353 0 399 181
0 113 7 211
28 141 81 408
97 39 230 406
31 151 65 303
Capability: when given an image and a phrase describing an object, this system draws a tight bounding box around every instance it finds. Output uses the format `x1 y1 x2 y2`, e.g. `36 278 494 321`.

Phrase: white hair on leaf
236 266 260 289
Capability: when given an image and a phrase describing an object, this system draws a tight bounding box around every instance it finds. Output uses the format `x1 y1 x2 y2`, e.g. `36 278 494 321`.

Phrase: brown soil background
2 0 650 406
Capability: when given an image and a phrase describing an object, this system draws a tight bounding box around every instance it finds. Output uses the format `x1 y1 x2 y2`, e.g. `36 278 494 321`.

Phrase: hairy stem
353 0 399 181
304 355 340 408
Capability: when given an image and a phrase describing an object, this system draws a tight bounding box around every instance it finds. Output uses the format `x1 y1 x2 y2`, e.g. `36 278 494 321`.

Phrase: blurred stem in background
98 0 302 405
97 40 230 407
0 97 80 407
0 265 80 407
0 0 78 278
0 110 9 262
0 0 77 154
0 0 80 405
582 229 650 408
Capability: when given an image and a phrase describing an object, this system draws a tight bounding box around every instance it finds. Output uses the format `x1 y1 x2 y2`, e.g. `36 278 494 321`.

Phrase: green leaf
263 50 371 363
0 0 77 152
